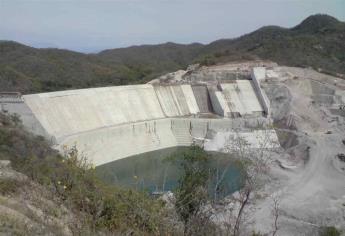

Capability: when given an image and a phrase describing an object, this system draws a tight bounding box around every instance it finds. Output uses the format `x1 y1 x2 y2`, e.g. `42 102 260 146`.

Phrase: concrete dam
1 66 278 166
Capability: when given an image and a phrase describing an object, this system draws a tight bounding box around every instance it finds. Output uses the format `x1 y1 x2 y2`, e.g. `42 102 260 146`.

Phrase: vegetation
1 113 343 235
319 226 341 236
1 14 344 94
0 114 261 235
0 113 170 235
0 178 25 195
171 146 213 235
168 145 270 236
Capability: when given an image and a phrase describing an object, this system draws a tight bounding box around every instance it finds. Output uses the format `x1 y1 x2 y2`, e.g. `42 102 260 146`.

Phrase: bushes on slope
0 113 170 235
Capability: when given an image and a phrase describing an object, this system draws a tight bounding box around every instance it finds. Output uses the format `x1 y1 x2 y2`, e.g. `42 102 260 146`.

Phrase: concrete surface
204 129 280 151
191 85 214 113
0 99 51 141
56 117 272 165
181 84 200 114
24 85 166 140
58 119 178 166
15 77 273 166
251 67 271 116
221 80 263 117
154 85 199 117
209 89 230 117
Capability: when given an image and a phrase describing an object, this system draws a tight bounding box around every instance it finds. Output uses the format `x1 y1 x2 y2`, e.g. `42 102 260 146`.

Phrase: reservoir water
96 147 244 198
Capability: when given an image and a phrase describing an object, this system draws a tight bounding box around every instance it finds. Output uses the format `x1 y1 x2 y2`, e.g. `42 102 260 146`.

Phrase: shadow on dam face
95 147 244 198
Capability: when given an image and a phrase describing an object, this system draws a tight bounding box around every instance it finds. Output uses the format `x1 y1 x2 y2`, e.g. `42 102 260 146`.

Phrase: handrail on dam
0 91 22 96
0 92 23 103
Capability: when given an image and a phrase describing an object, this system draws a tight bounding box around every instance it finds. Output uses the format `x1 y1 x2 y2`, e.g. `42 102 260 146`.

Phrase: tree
319 226 341 236
221 130 277 236
170 146 214 235
271 193 280 236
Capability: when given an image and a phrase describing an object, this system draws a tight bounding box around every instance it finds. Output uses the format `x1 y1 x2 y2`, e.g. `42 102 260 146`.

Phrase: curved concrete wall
59 119 178 166
24 85 166 141
21 82 271 166
23 84 205 142
58 117 271 166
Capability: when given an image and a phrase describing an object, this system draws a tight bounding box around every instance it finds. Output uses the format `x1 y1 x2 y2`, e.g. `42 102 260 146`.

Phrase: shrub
319 226 341 236
0 178 24 195
0 113 168 234
167 146 220 235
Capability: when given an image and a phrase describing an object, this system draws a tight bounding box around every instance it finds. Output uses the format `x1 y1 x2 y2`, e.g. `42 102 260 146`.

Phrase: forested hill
1 14 344 94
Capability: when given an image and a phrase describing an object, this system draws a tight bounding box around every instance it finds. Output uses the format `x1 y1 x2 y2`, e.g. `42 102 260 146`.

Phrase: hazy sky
1 0 344 53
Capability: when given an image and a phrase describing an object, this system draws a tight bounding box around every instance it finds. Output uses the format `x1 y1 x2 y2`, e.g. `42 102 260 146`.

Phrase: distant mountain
204 14 345 71
1 14 344 94
0 41 203 93
292 14 344 33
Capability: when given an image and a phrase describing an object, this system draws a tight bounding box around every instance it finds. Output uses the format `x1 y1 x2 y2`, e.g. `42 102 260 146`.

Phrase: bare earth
250 67 345 235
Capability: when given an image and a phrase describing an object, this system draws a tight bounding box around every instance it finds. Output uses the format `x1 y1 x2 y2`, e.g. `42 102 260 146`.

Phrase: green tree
319 226 341 236
170 146 213 235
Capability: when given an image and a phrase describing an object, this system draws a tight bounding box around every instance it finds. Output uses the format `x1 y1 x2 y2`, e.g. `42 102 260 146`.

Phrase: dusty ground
0 160 75 235
250 67 345 235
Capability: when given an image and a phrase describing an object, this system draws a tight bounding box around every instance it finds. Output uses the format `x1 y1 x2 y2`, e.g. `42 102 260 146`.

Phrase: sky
0 0 344 53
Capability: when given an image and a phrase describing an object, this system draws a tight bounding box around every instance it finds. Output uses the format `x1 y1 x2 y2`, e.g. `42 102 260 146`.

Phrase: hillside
0 14 344 94
0 113 174 235
201 14 345 74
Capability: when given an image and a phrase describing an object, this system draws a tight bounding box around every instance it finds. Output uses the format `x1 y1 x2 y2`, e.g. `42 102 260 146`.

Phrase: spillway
191 85 214 113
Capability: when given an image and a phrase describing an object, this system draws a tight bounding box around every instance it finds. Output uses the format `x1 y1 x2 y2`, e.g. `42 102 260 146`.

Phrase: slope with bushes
201 14 345 74
0 113 172 235
0 14 344 94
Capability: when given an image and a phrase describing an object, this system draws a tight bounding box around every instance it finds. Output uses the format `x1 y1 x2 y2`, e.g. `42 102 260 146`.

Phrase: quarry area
1 61 345 235
153 62 345 235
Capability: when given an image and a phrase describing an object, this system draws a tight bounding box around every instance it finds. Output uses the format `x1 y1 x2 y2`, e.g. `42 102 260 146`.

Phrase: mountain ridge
1 14 344 93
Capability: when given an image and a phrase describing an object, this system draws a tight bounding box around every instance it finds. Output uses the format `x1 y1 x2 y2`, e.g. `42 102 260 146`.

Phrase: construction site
0 62 277 166
1 61 345 235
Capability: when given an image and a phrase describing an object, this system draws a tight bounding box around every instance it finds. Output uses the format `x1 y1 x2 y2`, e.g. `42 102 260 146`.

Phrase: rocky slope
0 160 75 235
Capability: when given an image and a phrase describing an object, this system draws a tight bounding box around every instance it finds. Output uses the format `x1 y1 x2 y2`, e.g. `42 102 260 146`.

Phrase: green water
96 147 244 198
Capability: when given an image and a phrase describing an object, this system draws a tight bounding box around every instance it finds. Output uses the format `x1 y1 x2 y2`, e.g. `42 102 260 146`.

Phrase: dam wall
0 93 51 140
22 82 266 143
221 81 263 117
23 84 208 142
251 67 271 116
58 117 270 166
207 80 264 118
59 119 178 166
191 85 214 113
24 85 166 140
180 85 200 114
154 85 199 117
15 74 272 166
208 88 230 117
